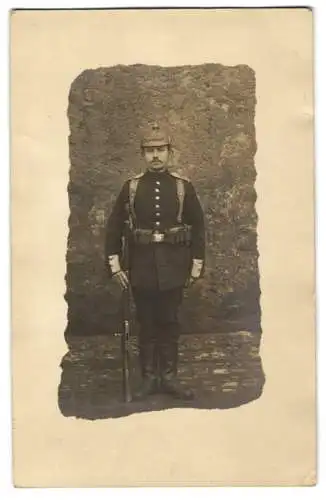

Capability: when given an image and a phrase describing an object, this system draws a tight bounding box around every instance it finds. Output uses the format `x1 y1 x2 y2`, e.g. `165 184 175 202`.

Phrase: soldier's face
143 145 170 170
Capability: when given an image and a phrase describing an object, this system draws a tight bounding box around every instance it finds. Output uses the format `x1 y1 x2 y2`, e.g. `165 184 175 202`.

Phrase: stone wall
65 63 260 339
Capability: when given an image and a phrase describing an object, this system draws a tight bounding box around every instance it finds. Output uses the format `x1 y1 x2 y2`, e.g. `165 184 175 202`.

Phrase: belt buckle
153 231 164 243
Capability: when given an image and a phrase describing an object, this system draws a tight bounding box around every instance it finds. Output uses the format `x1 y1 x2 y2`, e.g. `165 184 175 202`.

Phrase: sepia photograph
11 8 315 486
59 63 264 419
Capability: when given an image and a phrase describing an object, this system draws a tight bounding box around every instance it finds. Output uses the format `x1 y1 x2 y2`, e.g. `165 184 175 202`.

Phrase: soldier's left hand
187 276 199 287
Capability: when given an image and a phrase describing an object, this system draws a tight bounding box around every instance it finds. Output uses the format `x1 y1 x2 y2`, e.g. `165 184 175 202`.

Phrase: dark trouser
132 287 183 381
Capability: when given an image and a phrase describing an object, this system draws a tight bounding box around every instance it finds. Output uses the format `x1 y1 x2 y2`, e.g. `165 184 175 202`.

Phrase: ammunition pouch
132 225 192 245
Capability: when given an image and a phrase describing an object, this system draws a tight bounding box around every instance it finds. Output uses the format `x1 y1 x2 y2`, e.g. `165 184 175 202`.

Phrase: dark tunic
105 169 205 291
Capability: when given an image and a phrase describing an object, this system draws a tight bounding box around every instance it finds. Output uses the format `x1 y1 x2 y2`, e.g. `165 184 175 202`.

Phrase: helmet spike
141 122 172 149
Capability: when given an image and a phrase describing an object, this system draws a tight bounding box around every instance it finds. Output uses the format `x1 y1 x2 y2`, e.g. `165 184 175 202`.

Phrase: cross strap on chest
173 176 185 224
128 174 142 225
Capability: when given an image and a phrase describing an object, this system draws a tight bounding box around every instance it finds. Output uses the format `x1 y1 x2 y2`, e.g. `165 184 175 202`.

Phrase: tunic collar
145 168 170 179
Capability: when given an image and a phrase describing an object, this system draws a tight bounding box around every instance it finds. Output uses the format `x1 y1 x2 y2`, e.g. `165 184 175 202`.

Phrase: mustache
151 159 162 163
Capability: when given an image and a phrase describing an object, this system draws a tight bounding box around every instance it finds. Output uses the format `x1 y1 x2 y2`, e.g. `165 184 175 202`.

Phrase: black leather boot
133 342 159 401
159 342 194 400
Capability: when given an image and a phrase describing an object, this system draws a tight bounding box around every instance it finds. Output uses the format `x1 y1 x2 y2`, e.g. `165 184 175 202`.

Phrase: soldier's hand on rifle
108 254 130 290
187 276 197 287
113 270 129 290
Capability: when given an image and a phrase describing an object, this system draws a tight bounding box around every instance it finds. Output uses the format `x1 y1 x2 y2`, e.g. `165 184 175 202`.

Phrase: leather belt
132 225 192 245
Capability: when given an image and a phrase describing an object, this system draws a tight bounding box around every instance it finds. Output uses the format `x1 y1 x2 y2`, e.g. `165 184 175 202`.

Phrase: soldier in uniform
105 123 205 401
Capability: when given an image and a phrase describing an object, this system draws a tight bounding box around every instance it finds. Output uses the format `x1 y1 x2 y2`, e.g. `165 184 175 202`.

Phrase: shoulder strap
129 173 144 223
133 173 145 179
170 172 189 182
170 173 186 224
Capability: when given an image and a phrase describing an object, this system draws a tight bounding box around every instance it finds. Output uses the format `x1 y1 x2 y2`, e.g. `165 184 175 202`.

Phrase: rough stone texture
58 331 265 419
65 63 260 338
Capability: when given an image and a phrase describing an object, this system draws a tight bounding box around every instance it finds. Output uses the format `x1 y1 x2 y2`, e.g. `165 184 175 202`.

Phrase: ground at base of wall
58 331 265 419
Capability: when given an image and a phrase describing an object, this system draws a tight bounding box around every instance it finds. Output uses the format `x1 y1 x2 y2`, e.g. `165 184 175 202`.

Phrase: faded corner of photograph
57 63 264 420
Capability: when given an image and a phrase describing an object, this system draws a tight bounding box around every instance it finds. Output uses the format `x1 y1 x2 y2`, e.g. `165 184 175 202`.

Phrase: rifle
120 221 133 403
121 286 132 402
